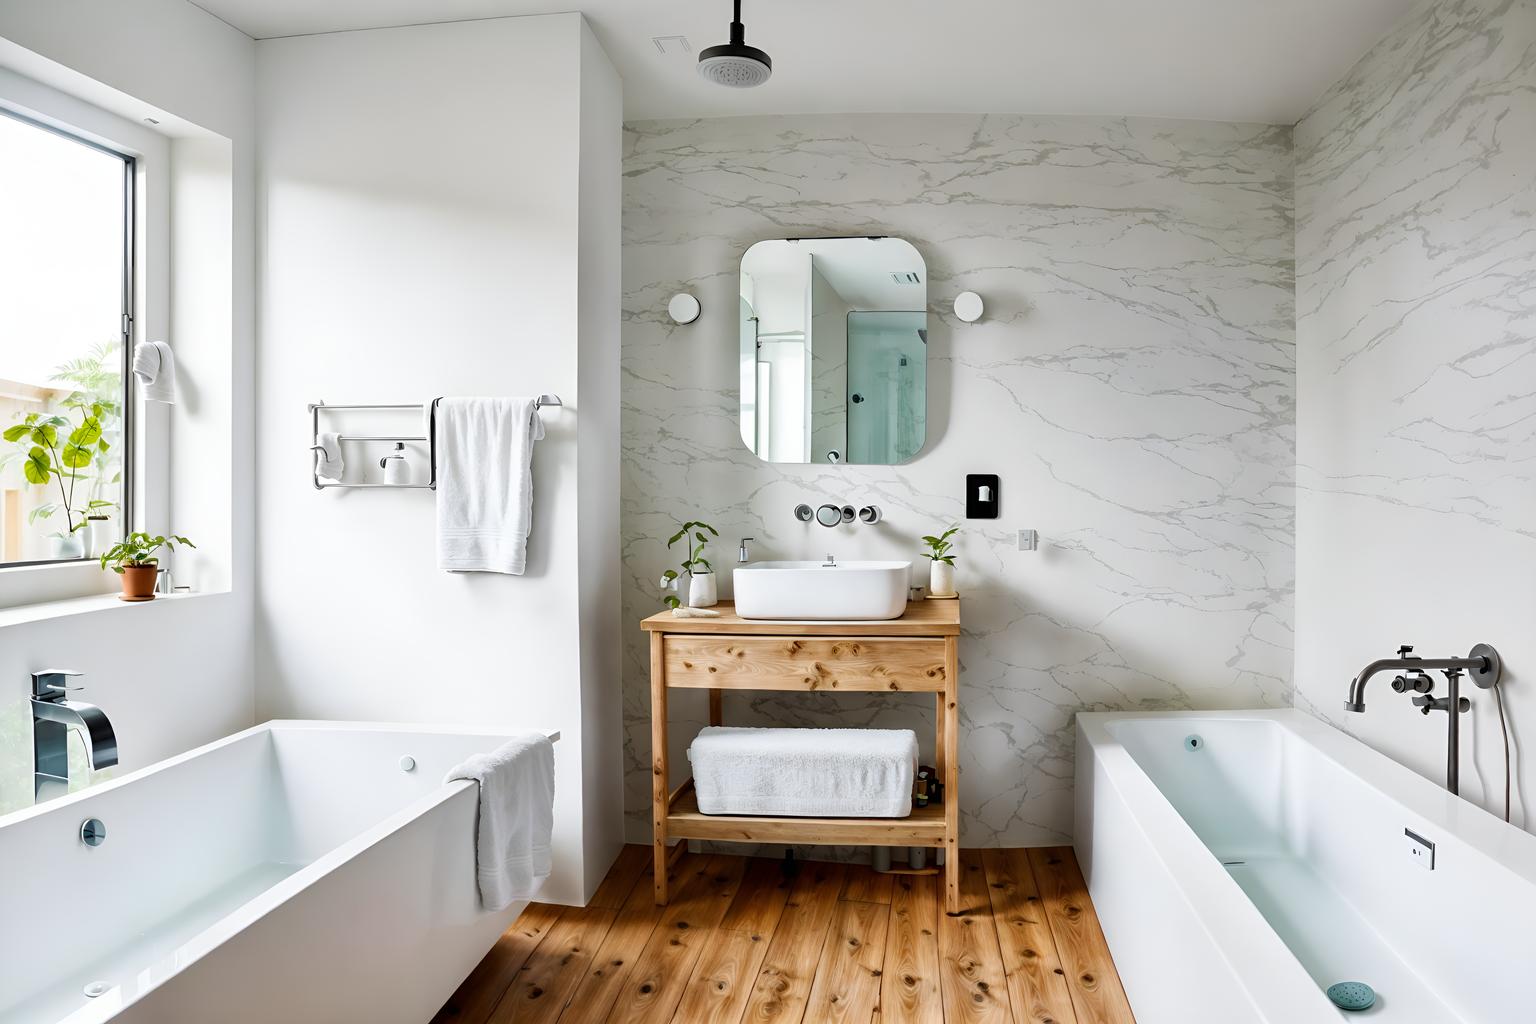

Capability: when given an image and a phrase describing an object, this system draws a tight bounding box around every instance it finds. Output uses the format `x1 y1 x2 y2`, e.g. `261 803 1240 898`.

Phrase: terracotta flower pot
119 564 158 602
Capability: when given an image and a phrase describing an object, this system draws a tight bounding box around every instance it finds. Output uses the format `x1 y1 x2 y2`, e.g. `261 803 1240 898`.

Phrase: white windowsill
0 583 227 631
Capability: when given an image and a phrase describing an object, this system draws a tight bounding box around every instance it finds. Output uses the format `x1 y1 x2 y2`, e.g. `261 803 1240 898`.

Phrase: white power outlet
1017 529 1038 552
1404 828 1435 870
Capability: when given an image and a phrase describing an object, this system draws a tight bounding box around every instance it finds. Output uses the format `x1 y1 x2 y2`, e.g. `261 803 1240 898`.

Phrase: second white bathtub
1076 709 1536 1023
0 720 556 1024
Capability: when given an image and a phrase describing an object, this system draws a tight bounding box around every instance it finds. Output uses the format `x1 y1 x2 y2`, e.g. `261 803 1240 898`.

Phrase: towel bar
310 396 560 490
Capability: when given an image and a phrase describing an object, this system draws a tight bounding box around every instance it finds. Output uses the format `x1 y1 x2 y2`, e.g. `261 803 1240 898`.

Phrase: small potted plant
100 532 195 602
659 520 719 608
921 525 959 598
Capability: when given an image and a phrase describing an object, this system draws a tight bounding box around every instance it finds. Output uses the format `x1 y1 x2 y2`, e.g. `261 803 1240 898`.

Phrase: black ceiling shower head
697 0 773 88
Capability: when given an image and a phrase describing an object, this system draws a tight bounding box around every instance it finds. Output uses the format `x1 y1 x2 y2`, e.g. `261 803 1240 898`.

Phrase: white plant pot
85 518 114 558
51 533 86 560
688 571 719 608
929 559 955 597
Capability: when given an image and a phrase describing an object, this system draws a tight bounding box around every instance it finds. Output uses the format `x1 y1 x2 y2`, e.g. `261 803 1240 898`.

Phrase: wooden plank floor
432 846 1134 1024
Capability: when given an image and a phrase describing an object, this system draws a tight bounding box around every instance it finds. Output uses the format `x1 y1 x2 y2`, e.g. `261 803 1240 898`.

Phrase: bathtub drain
1326 981 1376 1011
1184 735 1203 752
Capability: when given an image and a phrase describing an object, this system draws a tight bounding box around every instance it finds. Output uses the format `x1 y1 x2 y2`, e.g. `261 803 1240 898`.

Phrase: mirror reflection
739 237 927 464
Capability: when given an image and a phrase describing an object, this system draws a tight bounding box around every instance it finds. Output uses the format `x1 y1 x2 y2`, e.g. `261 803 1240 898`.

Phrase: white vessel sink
733 560 911 620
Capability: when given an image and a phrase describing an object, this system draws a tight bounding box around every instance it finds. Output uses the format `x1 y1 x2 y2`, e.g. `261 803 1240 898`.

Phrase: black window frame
0 107 135 568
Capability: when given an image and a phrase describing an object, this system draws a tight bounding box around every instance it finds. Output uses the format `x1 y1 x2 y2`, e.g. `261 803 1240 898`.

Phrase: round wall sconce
668 293 702 324
954 291 984 323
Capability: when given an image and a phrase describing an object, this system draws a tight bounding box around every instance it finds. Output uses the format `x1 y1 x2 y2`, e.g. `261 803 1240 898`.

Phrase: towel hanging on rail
314 432 344 482
434 397 544 575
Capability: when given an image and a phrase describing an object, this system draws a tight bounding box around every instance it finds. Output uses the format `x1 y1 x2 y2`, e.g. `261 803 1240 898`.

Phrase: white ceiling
191 0 1417 124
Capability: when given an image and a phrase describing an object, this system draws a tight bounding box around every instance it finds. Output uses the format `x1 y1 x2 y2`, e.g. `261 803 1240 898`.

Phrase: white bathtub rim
1087 708 1536 889
0 719 559 832
2 720 559 1020
1078 714 1338 1020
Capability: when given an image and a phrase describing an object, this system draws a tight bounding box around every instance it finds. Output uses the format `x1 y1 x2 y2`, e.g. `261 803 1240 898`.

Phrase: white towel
315 432 344 482
444 733 555 910
688 726 918 818
435 397 544 574
132 341 177 404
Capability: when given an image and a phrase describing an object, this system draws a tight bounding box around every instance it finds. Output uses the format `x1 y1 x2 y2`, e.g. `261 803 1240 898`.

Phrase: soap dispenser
379 443 411 486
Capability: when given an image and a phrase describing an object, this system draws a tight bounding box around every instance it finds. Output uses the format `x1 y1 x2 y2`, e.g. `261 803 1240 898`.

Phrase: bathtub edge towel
132 340 177 404
435 396 544 574
444 732 555 910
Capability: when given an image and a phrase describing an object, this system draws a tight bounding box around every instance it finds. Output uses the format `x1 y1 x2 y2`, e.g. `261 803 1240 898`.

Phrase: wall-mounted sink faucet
796 502 882 527
1345 644 1502 796
30 669 118 804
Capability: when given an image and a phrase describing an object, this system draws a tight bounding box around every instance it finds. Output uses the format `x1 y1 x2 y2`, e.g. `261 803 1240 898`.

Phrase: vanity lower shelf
666 780 946 846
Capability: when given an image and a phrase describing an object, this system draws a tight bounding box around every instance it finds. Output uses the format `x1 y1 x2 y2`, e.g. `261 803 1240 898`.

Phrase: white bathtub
0 720 557 1024
1076 709 1536 1023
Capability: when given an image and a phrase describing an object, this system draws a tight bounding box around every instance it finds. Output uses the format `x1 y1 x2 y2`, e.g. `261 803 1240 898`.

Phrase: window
0 109 133 566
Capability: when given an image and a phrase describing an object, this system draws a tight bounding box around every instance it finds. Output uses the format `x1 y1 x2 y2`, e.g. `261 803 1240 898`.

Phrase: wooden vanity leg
943 635 960 914
708 688 723 727
933 692 946 782
651 631 670 905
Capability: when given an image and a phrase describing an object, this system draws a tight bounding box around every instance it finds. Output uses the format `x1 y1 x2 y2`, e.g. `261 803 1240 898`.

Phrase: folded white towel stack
315 432 344 482
132 341 177 404
444 733 556 910
689 726 918 818
435 397 544 574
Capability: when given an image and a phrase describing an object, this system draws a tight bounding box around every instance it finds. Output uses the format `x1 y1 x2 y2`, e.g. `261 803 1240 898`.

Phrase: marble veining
622 113 1296 848
1295 0 1536 824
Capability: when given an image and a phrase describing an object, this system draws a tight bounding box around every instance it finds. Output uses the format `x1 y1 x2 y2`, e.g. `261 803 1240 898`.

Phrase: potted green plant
0 342 124 560
99 532 195 602
921 525 959 597
659 519 719 608
2 405 111 559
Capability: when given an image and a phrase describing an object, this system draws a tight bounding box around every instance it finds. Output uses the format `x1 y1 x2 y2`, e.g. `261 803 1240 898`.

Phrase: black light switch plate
966 474 1000 519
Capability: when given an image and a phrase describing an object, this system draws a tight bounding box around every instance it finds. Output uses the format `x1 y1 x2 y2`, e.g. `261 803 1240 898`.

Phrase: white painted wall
255 14 622 904
0 0 255 813
574 19 625 898
1295 0 1536 828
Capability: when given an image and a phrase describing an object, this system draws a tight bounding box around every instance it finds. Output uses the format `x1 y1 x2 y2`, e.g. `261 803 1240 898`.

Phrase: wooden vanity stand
641 600 961 914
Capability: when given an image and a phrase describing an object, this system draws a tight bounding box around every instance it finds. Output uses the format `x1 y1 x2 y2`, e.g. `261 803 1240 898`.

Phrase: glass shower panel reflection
846 311 926 464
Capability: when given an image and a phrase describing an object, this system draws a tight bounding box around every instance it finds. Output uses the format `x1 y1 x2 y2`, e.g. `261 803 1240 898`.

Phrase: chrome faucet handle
31 669 83 699
1397 645 1416 658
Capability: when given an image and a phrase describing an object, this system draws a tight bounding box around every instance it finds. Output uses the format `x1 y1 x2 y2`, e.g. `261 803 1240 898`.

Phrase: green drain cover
1326 981 1376 1011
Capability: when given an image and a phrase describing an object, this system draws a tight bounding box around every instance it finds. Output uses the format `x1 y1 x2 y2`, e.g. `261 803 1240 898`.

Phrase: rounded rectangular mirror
739 237 927 464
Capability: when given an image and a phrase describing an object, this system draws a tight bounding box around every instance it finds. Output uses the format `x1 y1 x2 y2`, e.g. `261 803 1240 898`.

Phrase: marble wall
621 114 1296 847
1295 0 1536 825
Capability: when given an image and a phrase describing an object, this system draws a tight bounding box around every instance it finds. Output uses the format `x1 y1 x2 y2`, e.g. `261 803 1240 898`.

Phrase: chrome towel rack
309 396 561 491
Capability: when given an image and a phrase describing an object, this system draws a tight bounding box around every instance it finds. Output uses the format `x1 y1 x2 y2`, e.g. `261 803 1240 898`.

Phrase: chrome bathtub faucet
30 669 118 804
